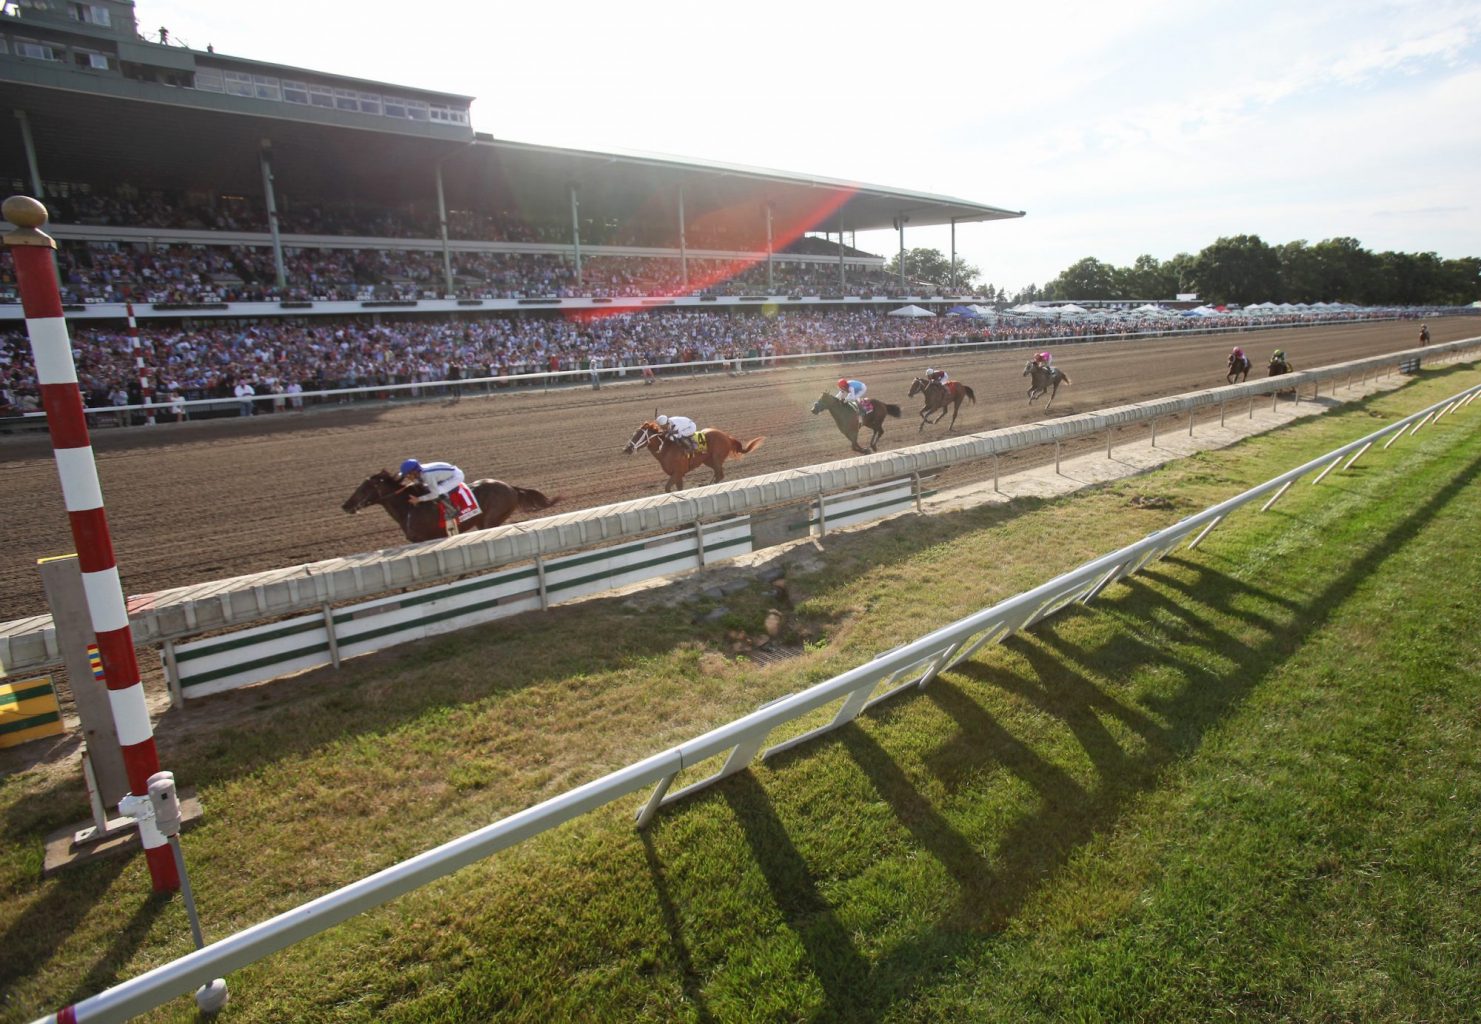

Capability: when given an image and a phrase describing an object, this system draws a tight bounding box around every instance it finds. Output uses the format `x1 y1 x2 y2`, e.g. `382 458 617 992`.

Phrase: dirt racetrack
0 317 1469 620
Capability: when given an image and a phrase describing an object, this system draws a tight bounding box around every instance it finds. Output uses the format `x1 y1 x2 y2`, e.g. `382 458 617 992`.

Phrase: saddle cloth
694 430 708 455
439 483 481 527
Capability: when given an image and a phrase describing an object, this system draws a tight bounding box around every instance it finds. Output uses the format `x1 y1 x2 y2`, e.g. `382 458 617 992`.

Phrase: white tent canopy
888 304 937 317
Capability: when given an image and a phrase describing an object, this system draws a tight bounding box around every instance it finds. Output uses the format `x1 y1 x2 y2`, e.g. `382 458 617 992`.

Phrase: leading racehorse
622 420 765 492
907 376 976 431
812 392 902 453
1023 361 1071 410
342 470 561 543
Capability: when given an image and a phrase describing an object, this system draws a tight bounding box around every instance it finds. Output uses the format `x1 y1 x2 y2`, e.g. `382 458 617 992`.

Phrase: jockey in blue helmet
398 458 466 534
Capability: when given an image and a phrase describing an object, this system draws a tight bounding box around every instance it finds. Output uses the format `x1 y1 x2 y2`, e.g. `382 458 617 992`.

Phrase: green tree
1048 257 1118 300
884 247 981 289
1116 254 1181 300
1189 234 1281 304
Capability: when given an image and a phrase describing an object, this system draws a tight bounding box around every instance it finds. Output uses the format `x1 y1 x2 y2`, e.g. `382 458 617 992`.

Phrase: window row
191 68 469 125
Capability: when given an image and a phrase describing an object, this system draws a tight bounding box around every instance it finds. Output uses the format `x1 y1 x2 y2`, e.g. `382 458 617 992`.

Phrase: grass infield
2 366 1478 1023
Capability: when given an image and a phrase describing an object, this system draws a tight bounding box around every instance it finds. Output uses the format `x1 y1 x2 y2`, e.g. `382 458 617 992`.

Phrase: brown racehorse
1023 360 1071 410
342 470 560 543
622 421 765 492
812 392 903 453
908 376 976 431
1226 353 1252 384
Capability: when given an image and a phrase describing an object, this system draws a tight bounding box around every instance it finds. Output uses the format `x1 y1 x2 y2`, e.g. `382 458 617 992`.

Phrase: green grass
2 367 1478 1023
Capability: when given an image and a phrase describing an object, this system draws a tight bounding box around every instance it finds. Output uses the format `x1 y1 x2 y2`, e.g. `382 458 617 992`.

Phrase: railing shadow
689 441 1479 1018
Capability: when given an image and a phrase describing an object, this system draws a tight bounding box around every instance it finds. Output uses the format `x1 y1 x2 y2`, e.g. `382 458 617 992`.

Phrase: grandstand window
358 92 382 115
309 84 334 108
429 105 467 125
281 79 310 104
224 71 255 97
333 88 359 112
383 96 408 119
404 99 429 121
73 48 111 70
194 67 225 92
253 75 282 101
13 38 60 61
68 3 111 27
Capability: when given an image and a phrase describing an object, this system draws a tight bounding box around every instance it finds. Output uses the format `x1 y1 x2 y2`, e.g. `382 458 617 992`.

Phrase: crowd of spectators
27 241 913 305
0 306 1417 423
39 186 777 250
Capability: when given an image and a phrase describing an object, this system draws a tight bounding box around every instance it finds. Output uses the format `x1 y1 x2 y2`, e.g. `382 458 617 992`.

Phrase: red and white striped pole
126 301 154 426
4 195 178 892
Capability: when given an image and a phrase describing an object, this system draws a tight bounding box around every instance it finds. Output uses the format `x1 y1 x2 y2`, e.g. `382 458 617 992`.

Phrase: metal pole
677 185 687 290
569 184 582 288
258 145 286 290
435 163 453 297
950 217 957 292
896 217 906 291
764 203 774 292
837 223 845 290
127 302 154 425
4 195 178 892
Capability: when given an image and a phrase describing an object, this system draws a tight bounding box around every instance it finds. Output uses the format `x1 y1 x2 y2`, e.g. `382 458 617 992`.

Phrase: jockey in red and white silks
655 413 698 452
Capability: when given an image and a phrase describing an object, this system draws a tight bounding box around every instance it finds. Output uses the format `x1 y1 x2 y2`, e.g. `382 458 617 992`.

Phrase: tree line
887 237 1479 307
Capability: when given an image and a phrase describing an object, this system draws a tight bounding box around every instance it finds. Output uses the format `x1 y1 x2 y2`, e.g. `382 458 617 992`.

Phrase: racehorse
1268 355 1293 377
1227 353 1252 384
908 377 977 431
342 470 560 543
1023 361 1071 410
622 420 765 492
812 392 902 453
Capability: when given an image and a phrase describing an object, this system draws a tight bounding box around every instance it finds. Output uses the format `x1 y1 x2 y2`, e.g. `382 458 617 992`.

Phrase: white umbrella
887 304 937 317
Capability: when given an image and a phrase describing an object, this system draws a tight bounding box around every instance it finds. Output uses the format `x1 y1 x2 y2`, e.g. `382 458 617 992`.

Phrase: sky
138 0 1481 294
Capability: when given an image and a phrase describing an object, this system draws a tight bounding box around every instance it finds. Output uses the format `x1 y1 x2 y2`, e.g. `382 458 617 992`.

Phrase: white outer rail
1 338 1475 676
30 379 1479 1024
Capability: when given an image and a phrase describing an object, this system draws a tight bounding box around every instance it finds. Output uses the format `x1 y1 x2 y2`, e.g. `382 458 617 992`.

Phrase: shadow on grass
694 441 1480 1018
0 857 130 994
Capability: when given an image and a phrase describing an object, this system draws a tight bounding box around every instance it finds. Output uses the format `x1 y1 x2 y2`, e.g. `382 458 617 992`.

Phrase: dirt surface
0 317 1467 620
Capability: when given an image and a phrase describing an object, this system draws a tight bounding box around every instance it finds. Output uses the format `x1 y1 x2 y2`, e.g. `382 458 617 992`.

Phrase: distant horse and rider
1023 360 1071 409
1227 349 1253 384
908 376 976 431
622 419 765 492
811 391 902 453
342 470 560 544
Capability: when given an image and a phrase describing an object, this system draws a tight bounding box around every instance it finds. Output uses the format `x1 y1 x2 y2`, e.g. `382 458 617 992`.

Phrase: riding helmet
837 378 849 390
399 458 422 475
656 414 669 427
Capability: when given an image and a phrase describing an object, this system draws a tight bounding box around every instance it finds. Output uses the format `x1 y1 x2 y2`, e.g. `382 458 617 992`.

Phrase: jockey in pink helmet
1032 351 1052 372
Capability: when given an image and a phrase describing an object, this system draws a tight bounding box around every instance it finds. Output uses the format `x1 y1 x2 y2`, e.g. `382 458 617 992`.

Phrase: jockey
1419 322 1430 345
655 413 698 452
925 366 949 386
836 377 867 411
1032 351 1052 372
1229 346 1245 364
399 457 465 534
1269 348 1290 371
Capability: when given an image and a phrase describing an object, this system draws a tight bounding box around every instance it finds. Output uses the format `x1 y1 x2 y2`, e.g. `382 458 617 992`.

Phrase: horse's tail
960 384 976 404
1058 372 1071 386
514 486 560 513
733 435 765 456
882 403 902 418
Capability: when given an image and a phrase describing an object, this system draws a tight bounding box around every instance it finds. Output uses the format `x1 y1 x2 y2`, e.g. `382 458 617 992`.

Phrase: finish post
4 195 178 892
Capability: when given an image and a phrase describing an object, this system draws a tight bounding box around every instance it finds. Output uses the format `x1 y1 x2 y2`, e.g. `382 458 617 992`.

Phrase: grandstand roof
1 4 1023 243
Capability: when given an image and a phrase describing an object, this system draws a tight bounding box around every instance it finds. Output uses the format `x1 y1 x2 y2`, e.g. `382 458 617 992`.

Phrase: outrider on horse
622 420 765 492
342 470 560 543
908 376 976 431
812 392 902 453
1023 361 1071 409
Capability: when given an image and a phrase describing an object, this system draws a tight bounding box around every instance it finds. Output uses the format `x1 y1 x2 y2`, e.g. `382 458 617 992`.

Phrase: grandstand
1 0 1023 320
